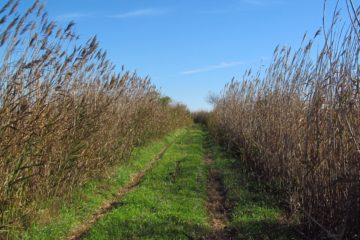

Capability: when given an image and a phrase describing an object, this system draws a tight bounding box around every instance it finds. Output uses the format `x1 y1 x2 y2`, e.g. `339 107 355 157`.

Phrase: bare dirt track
205 155 235 240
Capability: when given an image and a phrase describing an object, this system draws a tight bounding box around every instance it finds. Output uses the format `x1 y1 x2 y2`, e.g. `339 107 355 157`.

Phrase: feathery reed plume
209 2 360 239
0 1 192 237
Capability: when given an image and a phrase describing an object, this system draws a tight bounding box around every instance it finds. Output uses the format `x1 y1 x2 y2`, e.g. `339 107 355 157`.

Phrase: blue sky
43 0 349 111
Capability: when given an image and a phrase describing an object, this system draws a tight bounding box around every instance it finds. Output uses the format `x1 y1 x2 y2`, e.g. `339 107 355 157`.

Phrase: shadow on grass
84 126 302 240
85 213 298 240
201 128 302 240
86 217 211 240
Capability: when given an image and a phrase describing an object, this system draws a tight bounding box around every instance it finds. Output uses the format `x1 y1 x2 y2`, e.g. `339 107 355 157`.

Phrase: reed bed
209 3 359 239
191 111 211 126
0 0 191 236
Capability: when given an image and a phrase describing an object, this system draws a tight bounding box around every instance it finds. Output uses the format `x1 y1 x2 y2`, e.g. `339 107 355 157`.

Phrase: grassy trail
20 130 182 240
83 126 209 239
67 142 175 239
204 132 300 240
79 126 298 239
23 126 299 239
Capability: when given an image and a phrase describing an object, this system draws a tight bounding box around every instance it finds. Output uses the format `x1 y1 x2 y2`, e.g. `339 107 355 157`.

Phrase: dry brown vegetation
209 3 360 239
0 0 191 235
192 111 211 126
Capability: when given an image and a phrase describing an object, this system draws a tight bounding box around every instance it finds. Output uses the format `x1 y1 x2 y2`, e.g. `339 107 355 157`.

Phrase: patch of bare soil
66 143 173 240
205 155 235 240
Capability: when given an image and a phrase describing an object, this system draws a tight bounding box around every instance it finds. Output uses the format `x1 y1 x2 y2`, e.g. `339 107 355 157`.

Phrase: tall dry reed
209 2 359 239
0 0 191 236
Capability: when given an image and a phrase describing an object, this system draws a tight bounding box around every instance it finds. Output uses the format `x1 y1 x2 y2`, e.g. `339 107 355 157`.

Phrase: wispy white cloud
181 61 244 75
260 56 271 61
108 8 166 18
55 8 166 22
242 0 264 6
200 9 232 15
55 13 93 22
241 0 284 6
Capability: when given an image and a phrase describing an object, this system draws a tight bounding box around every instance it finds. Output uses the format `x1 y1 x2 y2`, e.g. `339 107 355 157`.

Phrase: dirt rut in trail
205 155 235 240
66 142 174 240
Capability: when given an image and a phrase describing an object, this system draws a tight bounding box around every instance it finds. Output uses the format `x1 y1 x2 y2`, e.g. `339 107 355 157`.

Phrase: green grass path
21 125 299 239
84 126 299 239
204 131 300 240
84 126 209 240
20 129 183 240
